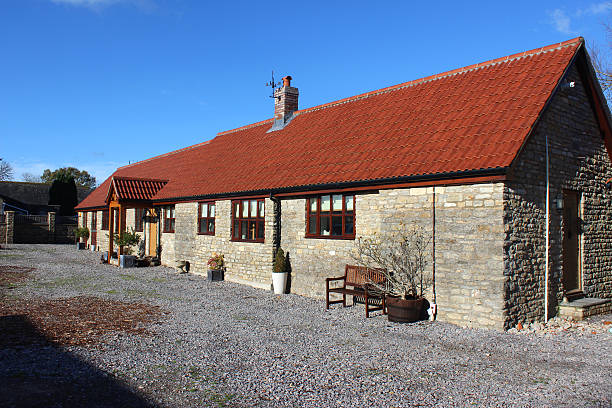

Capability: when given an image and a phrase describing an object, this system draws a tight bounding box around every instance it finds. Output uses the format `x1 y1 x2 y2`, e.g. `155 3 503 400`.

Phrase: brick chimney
271 76 298 130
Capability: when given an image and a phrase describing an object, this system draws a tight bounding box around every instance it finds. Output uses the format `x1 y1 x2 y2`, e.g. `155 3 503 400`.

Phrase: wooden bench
325 264 387 318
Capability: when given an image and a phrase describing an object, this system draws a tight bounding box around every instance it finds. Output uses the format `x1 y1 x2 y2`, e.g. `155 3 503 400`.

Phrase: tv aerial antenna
265 71 281 100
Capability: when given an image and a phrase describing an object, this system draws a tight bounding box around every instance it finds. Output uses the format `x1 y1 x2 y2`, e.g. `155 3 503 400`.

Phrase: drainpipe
544 132 550 322
431 186 437 320
269 193 281 253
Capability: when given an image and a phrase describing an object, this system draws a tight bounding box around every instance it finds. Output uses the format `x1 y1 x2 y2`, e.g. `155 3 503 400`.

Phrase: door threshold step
558 297 611 321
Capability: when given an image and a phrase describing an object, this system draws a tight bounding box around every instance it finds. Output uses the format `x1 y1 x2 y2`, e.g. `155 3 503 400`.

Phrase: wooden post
108 205 114 258
47 212 56 244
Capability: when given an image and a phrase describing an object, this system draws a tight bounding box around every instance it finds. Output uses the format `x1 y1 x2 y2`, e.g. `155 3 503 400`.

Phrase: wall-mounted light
555 197 564 210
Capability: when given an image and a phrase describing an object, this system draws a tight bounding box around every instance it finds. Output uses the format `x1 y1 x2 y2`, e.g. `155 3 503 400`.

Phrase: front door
91 211 97 246
148 209 158 257
562 190 582 292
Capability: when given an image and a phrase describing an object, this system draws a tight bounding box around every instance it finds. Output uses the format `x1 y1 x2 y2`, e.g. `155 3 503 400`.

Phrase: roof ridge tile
295 37 583 117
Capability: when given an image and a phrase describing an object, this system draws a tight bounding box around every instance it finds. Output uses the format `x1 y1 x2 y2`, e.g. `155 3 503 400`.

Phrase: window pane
321 195 331 212
208 219 214 233
331 216 343 235
321 216 330 236
257 221 264 239
241 221 248 239
200 203 208 217
234 203 239 218
233 221 239 238
345 215 354 235
310 198 317 213
250 200 257 217
210 204 215 217
199 219 206 233
171 219 175 231
309 216 317 234
258 201 264 217
345 195 354 212
242 201 249 217
332 194 343 211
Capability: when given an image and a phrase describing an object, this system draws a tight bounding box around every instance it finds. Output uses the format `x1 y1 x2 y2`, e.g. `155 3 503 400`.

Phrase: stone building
75 37 611 329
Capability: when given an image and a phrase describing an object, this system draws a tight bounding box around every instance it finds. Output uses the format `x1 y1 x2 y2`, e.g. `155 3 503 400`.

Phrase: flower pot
272 271 288 294
76 242 86 250
386 297 424 323
207 269 224 281
120 255 136 268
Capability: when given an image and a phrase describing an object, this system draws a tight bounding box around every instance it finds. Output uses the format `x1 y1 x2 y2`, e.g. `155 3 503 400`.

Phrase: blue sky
1 0 611 185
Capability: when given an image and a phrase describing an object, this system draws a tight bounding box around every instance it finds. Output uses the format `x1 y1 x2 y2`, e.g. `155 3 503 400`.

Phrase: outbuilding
76 37 612 329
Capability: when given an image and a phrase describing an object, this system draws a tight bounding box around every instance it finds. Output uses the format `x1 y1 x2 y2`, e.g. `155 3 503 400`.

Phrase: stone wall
504 62 612 328
0 213 8 244
281 183 506 329
95 210 110 253
169 199 275 289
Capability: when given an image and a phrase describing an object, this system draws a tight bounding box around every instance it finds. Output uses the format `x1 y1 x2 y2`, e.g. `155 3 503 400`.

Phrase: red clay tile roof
106 176 168 203
77 37 584 210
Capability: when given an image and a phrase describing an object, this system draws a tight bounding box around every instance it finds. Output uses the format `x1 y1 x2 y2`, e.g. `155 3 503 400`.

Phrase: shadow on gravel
0 315 161 408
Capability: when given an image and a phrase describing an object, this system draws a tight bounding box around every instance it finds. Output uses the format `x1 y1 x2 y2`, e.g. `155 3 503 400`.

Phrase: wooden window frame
198 201 216 235
306 194 355 240
101 210 109 231
231 199 265 243
134 208 145 232
82 212 88 228
163 206 175 233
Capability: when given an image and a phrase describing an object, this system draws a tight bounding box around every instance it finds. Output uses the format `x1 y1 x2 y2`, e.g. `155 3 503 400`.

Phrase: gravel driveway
1 244 611 408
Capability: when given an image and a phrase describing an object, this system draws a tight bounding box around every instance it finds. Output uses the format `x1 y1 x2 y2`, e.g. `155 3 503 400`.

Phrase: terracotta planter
386 297 424 323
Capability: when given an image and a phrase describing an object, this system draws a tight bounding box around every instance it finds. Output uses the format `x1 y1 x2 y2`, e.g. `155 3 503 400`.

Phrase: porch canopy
105 176 168 256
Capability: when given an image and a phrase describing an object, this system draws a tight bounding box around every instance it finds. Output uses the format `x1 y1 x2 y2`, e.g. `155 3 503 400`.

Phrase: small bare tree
22 172 42 183
352 223 431 299
589 23 612 103
0 159 13 181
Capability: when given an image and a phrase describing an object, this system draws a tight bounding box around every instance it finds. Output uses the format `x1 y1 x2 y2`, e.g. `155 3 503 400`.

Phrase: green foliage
273 248 287 273
48 178 78 215
74 226 90 240
113 228 141 255
41 167 96 189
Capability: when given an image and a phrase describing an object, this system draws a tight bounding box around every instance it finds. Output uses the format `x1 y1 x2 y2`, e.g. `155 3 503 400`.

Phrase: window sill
198 232 215 236
305 235 355 240
230 238 265 243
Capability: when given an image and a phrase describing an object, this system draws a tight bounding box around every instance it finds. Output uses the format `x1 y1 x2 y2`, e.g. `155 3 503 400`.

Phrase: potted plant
113 228 141 268
272 248 289 294
353 224 432 323
207 253 224 281
74 227 89 250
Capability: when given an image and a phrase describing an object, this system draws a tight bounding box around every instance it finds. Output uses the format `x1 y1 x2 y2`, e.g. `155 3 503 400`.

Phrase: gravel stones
508 316 612 336
1 244 611 408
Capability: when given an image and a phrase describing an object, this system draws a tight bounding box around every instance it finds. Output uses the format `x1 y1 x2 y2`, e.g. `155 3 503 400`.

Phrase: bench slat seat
325 264 387 318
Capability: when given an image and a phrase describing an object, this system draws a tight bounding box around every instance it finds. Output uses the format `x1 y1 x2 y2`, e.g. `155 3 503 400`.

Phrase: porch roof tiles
76 37 584 210
107 177 168 203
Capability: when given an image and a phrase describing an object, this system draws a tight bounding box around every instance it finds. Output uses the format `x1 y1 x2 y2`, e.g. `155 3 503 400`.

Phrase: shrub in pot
272 248 289 294
74 227 89 249
113 228 141 268
353 223 432 323
207 253 224 281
